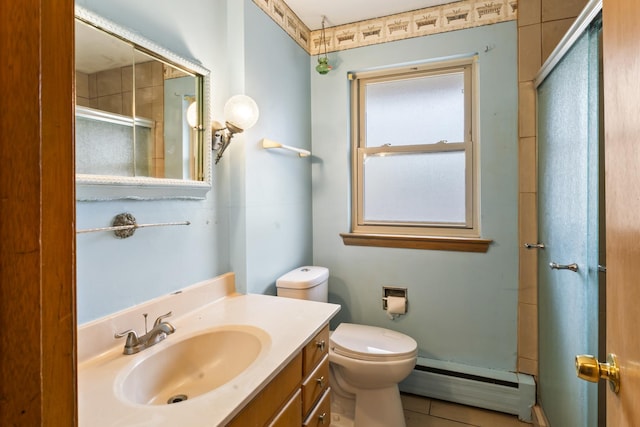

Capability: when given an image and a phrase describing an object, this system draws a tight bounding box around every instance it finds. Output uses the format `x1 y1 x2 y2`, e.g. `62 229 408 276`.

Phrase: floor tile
401 393 432 415
405 410 478 427
430 400 530 427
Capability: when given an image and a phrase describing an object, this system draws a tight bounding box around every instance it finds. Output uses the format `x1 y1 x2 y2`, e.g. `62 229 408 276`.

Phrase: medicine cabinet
75 6 211 200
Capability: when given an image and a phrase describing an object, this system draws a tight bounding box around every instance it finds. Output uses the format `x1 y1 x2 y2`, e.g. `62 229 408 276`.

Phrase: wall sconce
186 101 198 128
212 95 260 164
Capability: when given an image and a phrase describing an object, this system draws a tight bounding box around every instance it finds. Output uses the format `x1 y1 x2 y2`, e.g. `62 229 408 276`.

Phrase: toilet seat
330 323 417 362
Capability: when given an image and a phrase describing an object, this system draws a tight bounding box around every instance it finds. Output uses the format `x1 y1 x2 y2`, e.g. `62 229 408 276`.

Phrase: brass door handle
575 354 620 393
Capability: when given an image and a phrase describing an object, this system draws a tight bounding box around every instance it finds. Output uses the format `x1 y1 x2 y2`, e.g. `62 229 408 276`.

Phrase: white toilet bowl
329 323 417 427
275 268 418 427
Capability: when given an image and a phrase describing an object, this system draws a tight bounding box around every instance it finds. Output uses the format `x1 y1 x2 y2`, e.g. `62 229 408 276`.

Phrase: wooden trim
603 0 640 423
350 58 480 237
340 233 492 252
42 0 77 424
0 0 76 424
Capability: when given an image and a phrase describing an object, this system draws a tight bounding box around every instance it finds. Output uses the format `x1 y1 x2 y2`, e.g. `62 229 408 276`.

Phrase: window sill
340 233 492 253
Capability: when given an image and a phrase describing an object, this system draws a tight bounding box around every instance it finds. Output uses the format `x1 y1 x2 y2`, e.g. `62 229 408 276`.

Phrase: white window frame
348 56 480 239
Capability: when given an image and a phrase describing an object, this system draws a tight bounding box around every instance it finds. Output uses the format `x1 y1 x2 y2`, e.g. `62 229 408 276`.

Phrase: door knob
575 354 620 393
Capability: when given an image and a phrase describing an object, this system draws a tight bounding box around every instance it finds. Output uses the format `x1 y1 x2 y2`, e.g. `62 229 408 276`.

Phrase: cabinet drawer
303 325 329 377
302 355 330 415
268 389 302 427
303 388 331 427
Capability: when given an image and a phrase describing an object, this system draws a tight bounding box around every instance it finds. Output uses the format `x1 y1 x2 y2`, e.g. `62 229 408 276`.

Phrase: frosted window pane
363 151 466 223
365 72 464 147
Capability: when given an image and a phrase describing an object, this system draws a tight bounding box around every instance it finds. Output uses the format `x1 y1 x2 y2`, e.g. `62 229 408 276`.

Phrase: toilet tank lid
276 266 329 289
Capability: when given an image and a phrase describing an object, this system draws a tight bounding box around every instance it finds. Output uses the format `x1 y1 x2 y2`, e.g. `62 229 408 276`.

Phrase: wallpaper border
252 0 517 55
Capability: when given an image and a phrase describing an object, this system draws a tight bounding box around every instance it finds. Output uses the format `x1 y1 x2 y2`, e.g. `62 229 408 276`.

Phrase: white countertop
78 274 340 426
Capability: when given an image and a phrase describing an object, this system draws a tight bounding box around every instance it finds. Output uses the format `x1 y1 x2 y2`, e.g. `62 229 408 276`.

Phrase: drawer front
302 355 330 416
303 325 329 376
303 388 331 427
268 389 302 427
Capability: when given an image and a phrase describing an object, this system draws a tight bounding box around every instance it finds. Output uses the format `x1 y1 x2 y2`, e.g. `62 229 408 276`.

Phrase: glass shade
186 101 198 128
224 95 259 131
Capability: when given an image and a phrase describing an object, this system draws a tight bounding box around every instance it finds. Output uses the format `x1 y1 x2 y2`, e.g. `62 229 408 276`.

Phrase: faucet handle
153 311 173 327
114 329 139 347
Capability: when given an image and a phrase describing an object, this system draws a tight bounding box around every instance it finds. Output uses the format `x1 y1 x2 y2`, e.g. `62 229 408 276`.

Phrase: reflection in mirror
74 6 210 200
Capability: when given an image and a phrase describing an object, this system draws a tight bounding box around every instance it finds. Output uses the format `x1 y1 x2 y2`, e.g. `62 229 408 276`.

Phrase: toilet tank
276 266 328 302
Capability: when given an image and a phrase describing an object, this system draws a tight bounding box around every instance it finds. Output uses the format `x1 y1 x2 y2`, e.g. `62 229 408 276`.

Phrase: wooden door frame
0 0 77 424
603 0 640 424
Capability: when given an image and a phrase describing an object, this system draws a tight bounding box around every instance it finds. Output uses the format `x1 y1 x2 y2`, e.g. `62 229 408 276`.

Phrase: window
342 56 491 252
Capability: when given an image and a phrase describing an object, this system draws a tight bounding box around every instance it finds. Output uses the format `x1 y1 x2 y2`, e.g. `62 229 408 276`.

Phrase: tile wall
75 61 166 177
516 0 589 381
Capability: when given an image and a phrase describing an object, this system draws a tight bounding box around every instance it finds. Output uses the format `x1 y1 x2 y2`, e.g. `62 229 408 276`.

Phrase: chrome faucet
115 311 176 355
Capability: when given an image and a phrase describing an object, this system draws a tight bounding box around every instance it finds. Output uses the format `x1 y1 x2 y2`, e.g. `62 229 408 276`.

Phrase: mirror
75 6 211 200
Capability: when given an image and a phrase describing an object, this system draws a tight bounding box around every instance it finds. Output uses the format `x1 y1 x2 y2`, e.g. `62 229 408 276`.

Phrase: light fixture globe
186 101 198 128
224 95 259 132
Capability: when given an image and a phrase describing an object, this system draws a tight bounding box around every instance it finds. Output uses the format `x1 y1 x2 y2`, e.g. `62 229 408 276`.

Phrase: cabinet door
269 390 302 427
227 353 302 427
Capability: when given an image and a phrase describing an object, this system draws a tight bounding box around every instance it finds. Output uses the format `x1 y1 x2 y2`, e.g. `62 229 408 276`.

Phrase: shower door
536 16 602 427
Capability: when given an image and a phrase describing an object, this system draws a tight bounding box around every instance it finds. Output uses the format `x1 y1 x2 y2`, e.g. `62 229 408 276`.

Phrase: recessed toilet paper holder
382 286 408 311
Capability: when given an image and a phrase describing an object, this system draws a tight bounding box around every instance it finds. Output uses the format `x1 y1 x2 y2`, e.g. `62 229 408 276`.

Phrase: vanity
73 6 338 425
77 273 340 426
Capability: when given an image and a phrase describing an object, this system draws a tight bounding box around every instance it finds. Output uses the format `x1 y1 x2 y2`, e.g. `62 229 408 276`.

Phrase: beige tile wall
76 71 90 107
517 0 589 378
75 61 165 177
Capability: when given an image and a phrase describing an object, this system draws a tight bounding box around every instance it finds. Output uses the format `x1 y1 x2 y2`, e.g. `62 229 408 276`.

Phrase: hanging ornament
316 16 332 75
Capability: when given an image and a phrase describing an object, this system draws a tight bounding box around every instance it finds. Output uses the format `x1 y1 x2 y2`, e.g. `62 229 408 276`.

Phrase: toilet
276 266 418 427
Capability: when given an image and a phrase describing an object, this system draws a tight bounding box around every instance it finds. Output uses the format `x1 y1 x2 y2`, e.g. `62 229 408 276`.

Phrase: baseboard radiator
399 357 536 422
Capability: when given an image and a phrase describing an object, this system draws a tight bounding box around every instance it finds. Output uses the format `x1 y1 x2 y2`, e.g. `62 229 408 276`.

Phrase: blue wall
75 0 520 375
237 3 313 295
75 0 311 323
310 22 519 371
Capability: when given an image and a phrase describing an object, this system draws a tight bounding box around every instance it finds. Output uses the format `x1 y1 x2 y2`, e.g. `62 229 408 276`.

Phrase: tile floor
401 393 531 427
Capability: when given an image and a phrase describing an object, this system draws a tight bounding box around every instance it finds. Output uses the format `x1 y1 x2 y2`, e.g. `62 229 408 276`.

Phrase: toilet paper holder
382 286 408 312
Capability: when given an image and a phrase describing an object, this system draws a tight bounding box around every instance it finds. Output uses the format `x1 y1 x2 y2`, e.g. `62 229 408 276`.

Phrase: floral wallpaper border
252 0 517 55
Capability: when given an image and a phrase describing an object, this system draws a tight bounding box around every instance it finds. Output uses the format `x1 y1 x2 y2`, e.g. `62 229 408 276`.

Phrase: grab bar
549 262 579 272
524 243 545 249
77 213 190 238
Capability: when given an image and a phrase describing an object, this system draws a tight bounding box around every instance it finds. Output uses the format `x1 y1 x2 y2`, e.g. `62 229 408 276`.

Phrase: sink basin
117 325 270 405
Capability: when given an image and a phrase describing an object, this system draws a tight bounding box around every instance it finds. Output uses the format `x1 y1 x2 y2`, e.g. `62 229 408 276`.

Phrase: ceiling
284 0 461 30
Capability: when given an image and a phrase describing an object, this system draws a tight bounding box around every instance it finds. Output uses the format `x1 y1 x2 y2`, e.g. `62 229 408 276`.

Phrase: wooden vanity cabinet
269 390 302 427
303 389 330 427
227 353 302 427
302 325 330 425
226 324 331 427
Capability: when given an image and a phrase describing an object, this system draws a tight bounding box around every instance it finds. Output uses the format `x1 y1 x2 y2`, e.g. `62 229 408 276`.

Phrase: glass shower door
536 16 602 427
